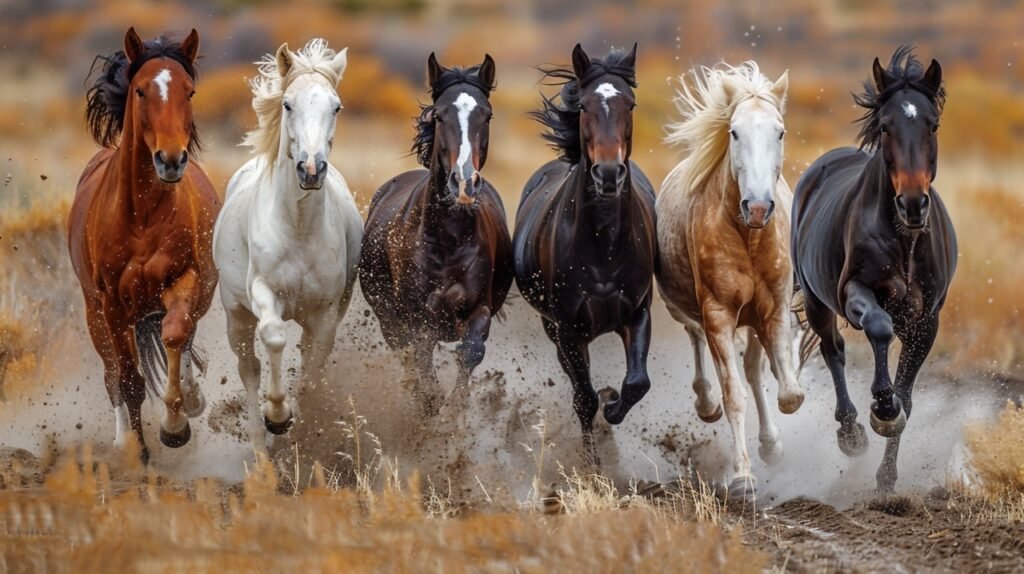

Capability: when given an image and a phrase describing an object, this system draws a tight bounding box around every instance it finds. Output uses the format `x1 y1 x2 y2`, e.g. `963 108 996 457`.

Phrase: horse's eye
880 125 888 135
577 104 585 113
188 91 196 100
334 105 342 114
729 129 738 141
135 88 144 98
930 124 939 135
283 102 292 112
488 113 494 121
779 130 786 141
630 103 637 111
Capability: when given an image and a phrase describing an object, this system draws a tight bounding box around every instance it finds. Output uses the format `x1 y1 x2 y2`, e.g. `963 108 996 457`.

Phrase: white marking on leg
113 404 130 449
453 92 478 177
154 68 172 102
595 82 620 115
902 101 917 119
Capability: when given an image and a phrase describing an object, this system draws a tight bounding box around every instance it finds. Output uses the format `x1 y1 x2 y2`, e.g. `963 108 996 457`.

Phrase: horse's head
423 53 496 205
276 42 348 190
873 57 942 230
124 27 199 183
573 43 637 198
727 70 788 228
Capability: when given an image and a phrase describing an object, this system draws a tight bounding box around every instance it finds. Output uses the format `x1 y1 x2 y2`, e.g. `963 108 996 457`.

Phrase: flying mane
663 61 785 196
242 38 344 165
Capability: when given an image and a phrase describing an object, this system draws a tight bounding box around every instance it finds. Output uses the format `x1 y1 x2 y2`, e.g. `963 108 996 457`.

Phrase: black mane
85 34 200 152
529 48 637 164
411 64 495 168
853 45 945 150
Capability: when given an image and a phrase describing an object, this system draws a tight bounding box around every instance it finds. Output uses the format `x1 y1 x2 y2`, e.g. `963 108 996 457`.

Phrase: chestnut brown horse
514 44 656 466
793 46 956 491
359 53 513 418
68 28 220 463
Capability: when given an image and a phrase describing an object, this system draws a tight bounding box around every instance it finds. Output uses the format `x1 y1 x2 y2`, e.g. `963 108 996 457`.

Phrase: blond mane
242 38 344 164
663 62 786 196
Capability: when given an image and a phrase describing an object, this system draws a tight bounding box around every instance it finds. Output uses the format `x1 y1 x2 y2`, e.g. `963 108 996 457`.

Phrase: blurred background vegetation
0 0 1022 379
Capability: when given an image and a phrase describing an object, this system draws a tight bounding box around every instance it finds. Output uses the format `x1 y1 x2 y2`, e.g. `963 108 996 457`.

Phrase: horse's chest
107 229 193 312
879 275 925 321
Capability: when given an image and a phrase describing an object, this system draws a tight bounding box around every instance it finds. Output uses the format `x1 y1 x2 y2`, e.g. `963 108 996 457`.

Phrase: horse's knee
721 380 748 412
259 319 287 353
457 337 486 371
862 311 893 344
161 312 193 349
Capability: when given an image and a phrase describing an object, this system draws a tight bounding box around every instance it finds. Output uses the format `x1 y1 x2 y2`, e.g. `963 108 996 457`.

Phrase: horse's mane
853 45 946 150
85 34 200 152
411 64 495 168
663 61 784 196
242 39 344 164
529 48 638 164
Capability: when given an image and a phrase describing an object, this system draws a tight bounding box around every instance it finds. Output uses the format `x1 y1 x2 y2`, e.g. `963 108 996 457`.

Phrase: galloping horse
656 63 804 500
514 44 656 465
69 28 220 462
793 47 956 492
214 40 362 448
359 53 512 417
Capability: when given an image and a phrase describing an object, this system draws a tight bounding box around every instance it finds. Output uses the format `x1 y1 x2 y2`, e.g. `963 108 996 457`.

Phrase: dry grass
965 401 1024 498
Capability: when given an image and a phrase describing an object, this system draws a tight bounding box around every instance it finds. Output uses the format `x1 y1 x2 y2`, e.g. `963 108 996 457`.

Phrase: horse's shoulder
628 161 657 208
520 160 569 206
368 169 429 213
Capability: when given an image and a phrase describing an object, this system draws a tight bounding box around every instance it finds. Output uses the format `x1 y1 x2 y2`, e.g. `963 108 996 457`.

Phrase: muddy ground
1 285 1022 571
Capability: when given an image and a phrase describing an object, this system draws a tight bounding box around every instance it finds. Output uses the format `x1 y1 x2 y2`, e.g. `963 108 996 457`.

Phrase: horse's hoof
159 422 191 448
870 407 907 438
184 391 206 418
264 415 293 435
759 440 784 465
837 422 869 457
727 476 757 505
778 389 805 414
696 402 723 423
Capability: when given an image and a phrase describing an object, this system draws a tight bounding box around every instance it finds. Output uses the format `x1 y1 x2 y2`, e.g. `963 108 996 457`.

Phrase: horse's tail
134 313 207 400
790 286 820 373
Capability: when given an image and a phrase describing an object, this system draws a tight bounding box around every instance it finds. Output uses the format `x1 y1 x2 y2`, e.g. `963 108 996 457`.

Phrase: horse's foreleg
250 279 292 434
299 309 340 390
876 315 938 492
449 306 492 417
683 321 722 423
604 305 652 425
413 338 441 418
703 301 754 500
545 319 600 468
844 281 904 437
758 304 806 414
158 270 200 448
91 299 147 462
226 304 264 450
742 333 782 465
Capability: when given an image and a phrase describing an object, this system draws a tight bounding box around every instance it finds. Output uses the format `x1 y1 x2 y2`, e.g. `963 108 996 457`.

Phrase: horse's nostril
895 195 907 212
316 160 327 176
740 199 750 214
616 163 627 182
590 164 603 183
179 151 189 167
154 151 165 166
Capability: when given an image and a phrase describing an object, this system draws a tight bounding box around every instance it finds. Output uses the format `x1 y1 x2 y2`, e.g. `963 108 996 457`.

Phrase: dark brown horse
513 44 656 465
359 53 513 417
68 28 220 463
792 46 956 491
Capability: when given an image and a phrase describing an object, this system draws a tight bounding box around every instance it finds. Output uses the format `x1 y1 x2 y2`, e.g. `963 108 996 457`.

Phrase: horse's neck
855 152 900 228
418 162 474 240
112 121 175 225
566 161 630 245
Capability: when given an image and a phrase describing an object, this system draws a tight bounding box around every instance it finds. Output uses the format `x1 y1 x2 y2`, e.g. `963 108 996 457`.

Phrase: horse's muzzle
448 170 481 205
153 150 188 183
895 193 930 229
741 198 775 229
296 157 328 190
590 162 627 197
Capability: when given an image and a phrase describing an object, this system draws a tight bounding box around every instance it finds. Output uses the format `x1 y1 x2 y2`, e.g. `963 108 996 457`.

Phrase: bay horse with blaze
656 62 804 501
513 44 656 466
69 28 220 462
359 53 512 417
793 46 956 492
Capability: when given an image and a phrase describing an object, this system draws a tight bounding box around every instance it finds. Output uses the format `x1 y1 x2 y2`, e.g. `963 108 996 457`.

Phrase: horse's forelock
854 45 945 149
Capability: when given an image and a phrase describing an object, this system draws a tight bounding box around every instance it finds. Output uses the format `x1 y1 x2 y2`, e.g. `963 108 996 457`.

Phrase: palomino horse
514 44 656 465
656 62 804 500
69 28 220 462
359 53 512 417
793 47 956 492
214 40 363 448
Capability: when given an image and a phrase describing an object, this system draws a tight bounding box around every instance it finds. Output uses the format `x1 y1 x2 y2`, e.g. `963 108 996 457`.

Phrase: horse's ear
772 70 789 110
427 52 444 88
330 47 348 81
620 42 638 69
478 54 496 91
124 27 144 62
872 57 891 92
571 43 591 79
922 58 942 93
276 43 293 77
180 28 200 65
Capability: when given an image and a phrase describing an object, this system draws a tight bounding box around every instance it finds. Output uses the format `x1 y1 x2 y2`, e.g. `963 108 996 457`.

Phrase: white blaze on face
154 68 172 102
454 92 478 178
594 82 620 115
902 101 917 119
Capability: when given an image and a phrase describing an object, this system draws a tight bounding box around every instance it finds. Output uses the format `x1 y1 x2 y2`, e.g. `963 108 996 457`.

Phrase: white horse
656 62 804 501
214 39 363 449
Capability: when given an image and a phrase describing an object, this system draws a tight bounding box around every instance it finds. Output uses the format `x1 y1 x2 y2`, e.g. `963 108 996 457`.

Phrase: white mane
663 61 786 196
242 38 344 164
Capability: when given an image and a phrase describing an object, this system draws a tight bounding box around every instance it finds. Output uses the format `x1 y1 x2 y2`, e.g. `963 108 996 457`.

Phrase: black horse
792 46 957 491
513 44 657 465
359 53 513 417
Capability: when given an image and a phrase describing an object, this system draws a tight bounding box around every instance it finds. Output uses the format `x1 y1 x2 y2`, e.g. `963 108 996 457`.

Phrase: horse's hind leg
604 305 652 425
806 291 867 456
843 281 904 437
226 303 264 450
544 319 600 468
158 270 201 448
250 278 292 434
876 315 938 492
682 320 722 423
742 332 782 465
